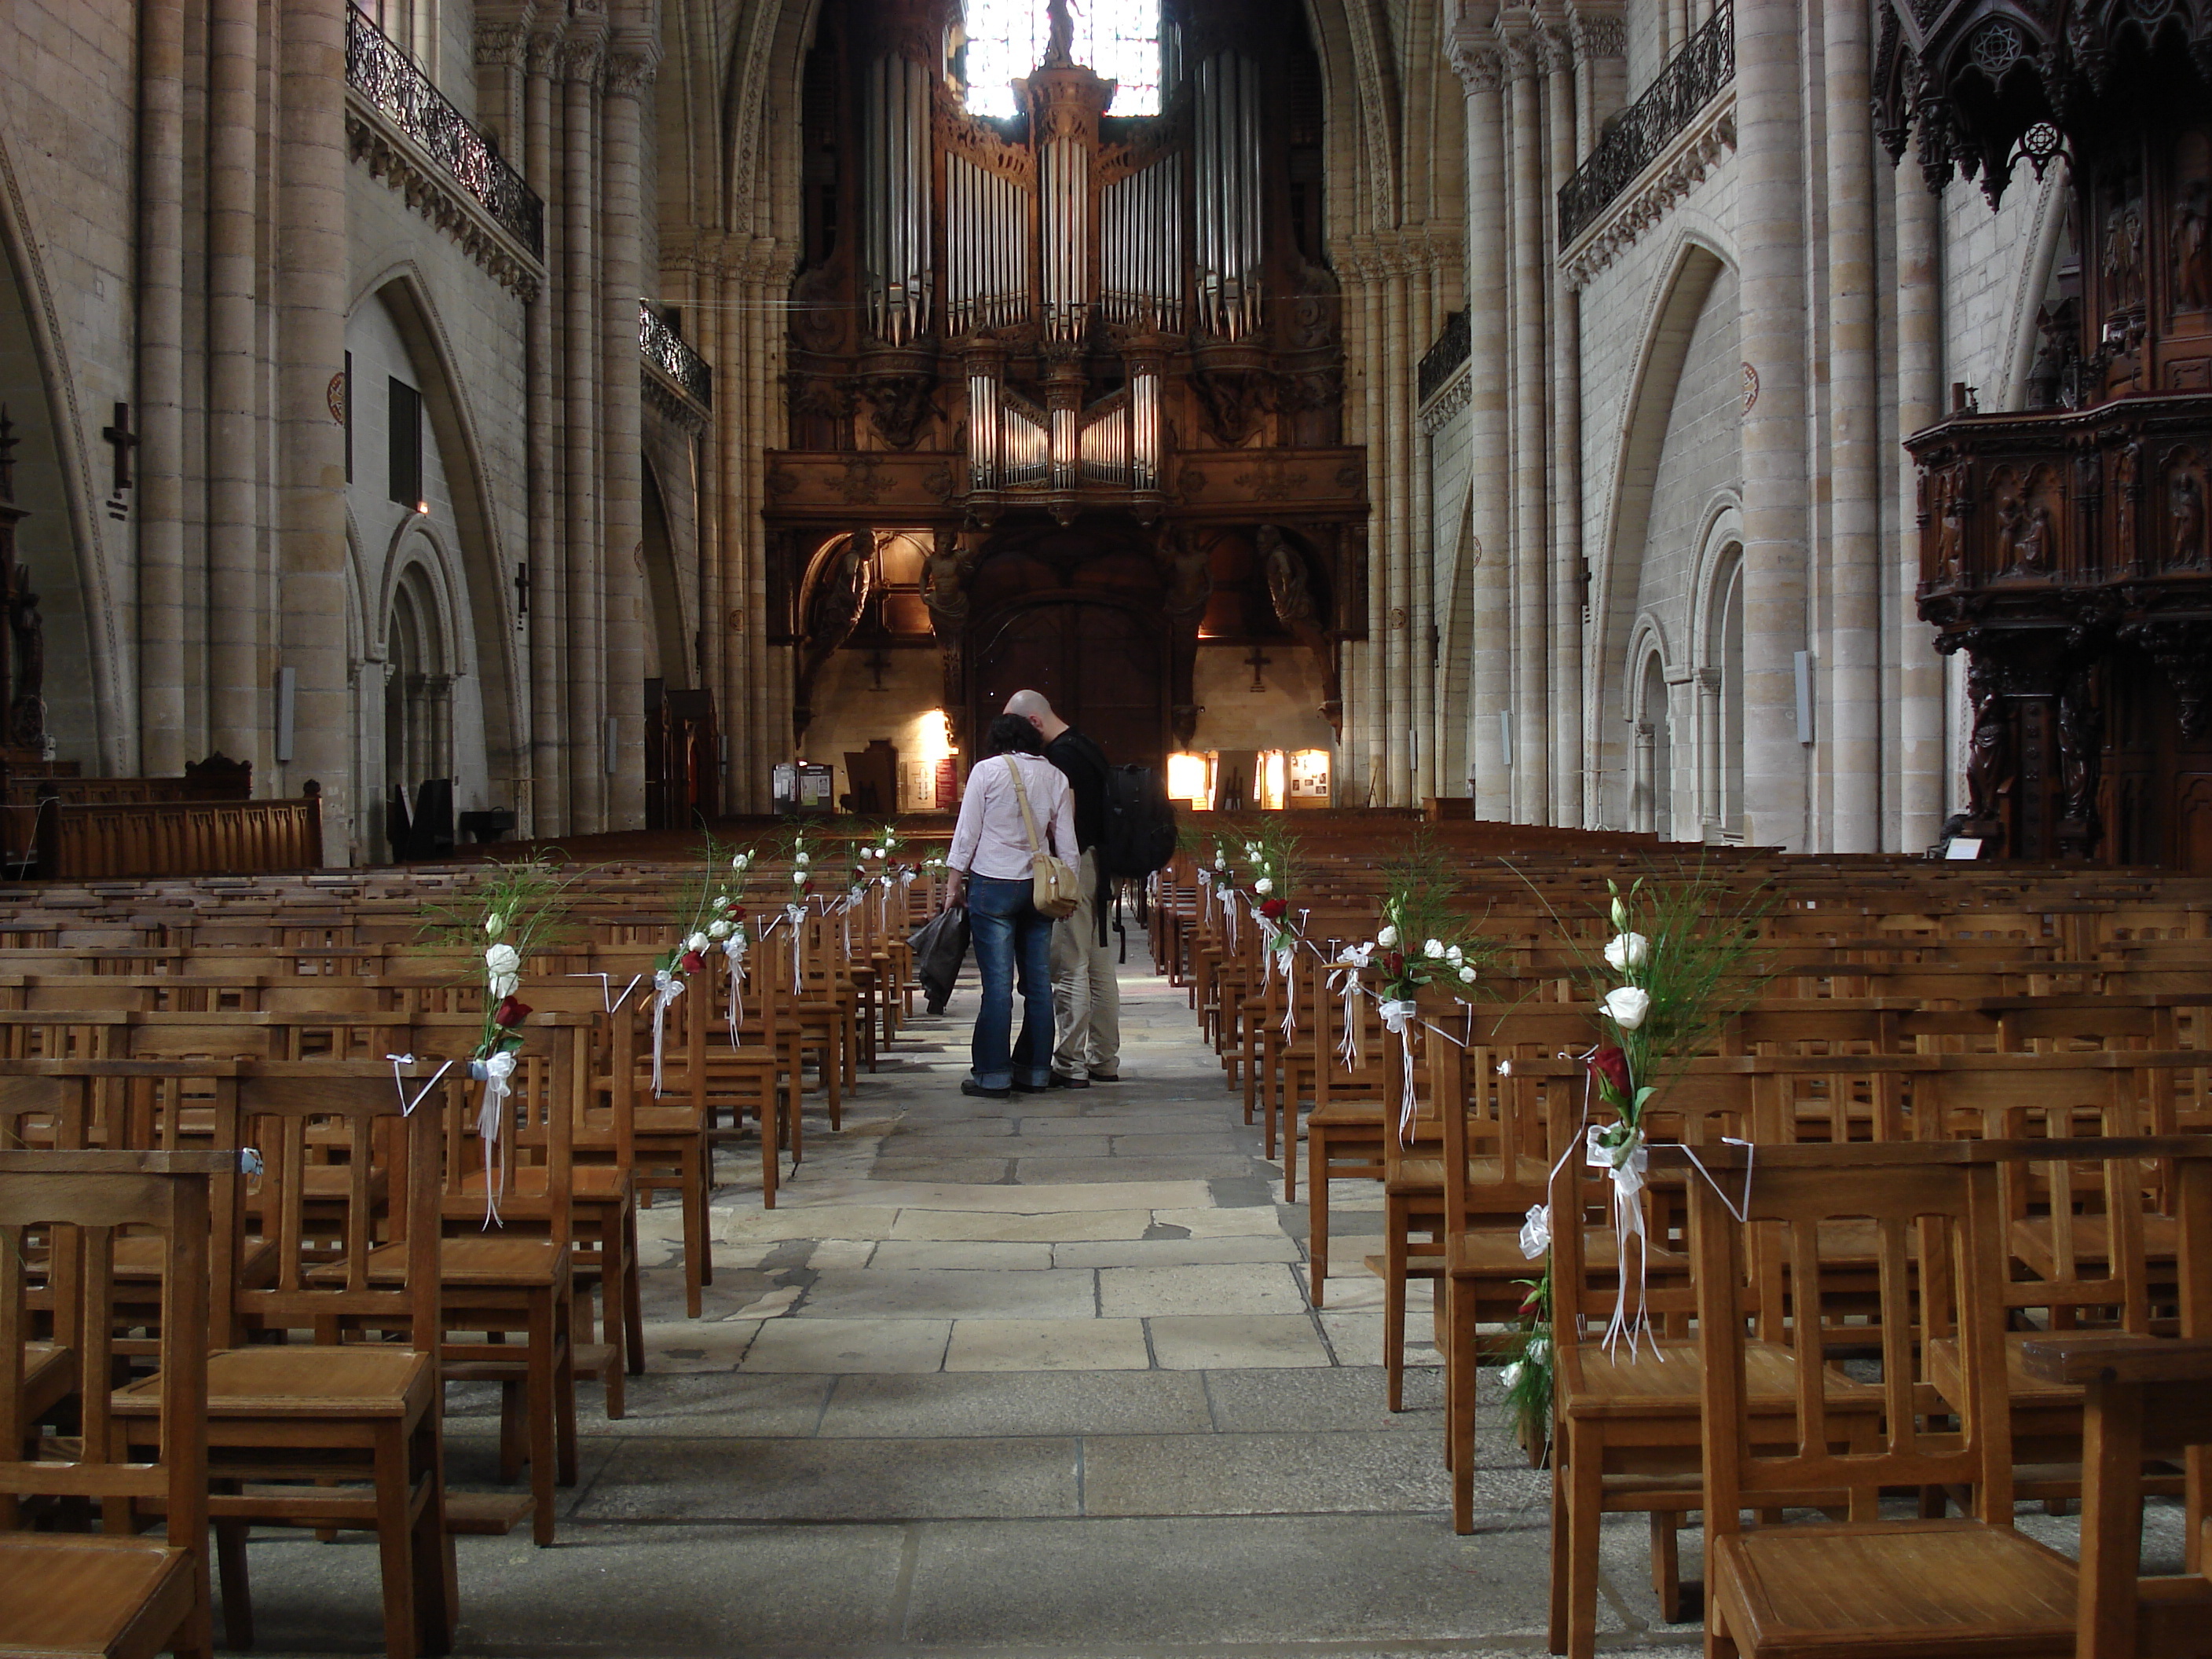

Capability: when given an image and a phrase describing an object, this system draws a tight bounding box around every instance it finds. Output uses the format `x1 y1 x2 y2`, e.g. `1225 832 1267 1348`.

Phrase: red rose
724 902 747 921
1259 898 1287 921
1380 950 1405 978
493 994 531 1027
679 951 705 975
1587 1045 1632 1102
1518 1289 1544 1315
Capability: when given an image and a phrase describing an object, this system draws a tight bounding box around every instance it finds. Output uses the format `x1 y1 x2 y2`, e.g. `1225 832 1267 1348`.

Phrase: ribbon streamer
1328 945 1372 1069
1379 998 1420 1143
1586 1122 1654 1358
723 933 749 1042
1276 944 1298 1038
566 972 643 1015
384 1052 454 1116
786 903 808 987
650 969 684 1097
471 1049 518 1226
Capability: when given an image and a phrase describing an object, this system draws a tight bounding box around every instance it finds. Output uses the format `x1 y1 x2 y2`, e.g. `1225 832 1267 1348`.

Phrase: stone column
1544 30 1584 827
1893 131 1946 849
207 0 262 765
135 0 186 775
1384 241 1415 806
1507 38 1550 822
526 24 565 835
601 41 655 830
1449 30 1511 819
1822 0 1880 851
1350 237 1386 802
560 31 606 830
1735 0 1810 849
276 0 356 853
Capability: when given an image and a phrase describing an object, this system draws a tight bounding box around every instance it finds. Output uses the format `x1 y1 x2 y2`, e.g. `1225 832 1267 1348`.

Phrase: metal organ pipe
1193 52 1261 339
863 55 932 342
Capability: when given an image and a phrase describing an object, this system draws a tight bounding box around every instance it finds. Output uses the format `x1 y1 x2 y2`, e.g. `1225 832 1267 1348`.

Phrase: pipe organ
771 0 1367 749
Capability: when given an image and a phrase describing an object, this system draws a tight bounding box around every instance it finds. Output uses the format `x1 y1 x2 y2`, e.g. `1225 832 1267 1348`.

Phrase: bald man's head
1005 689 1068 742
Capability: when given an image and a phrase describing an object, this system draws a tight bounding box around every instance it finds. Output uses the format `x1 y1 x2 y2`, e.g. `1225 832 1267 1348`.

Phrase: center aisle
252 948 1694 1657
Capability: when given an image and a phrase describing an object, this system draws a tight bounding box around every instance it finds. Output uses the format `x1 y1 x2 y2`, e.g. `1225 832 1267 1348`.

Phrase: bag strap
1005 758 1047 857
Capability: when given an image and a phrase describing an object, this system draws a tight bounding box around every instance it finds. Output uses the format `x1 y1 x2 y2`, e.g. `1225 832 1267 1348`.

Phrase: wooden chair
2021 1328 2212 1658
1685 1139 2078 1659
0 1147 220 1659
104 1061 456 1659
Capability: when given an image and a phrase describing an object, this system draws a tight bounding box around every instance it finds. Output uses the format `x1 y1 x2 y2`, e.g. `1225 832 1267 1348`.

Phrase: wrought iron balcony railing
1558 2 1734 249
640 304 712 409
346 5 544 258
1417 309 1470 405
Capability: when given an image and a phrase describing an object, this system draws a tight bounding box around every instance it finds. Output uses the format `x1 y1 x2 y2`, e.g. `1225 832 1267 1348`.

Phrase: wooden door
970 600 1166 772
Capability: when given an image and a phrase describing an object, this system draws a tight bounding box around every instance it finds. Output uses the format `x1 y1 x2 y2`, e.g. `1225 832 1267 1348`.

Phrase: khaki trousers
1051 848 1121 1078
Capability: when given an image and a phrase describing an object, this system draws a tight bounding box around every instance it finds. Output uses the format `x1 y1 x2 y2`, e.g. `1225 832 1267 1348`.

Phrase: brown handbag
1005 759 1082 919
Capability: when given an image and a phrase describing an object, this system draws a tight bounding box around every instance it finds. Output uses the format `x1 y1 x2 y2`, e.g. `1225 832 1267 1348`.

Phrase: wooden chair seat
352 1234 565 1290
0 1533 200 1659
2010 1210 2177 1276
1927 1332 2086 1409
114 1346 433 1422
20 1338 72 1419
1707 1518 2074 1659
1562 1336 1881 1420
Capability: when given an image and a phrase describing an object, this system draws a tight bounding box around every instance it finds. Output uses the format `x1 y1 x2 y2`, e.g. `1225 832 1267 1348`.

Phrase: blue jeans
965 873 1055 1090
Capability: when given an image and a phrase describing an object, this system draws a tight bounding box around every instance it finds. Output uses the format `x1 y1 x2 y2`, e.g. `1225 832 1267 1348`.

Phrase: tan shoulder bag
1005 758 1082 919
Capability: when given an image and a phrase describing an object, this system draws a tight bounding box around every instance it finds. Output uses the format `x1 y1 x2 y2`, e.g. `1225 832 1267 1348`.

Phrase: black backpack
1097 764 1178 881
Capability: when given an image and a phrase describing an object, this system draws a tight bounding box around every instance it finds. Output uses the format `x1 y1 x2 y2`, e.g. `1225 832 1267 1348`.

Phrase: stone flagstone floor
240 943 1716 1657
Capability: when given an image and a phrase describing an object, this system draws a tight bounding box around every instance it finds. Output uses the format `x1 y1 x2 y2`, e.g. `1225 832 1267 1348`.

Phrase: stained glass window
961 0 1162 120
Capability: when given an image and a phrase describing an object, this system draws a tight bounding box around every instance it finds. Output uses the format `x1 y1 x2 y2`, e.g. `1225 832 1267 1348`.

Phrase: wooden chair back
0 1148 219 1579
1683 1141 2012 1529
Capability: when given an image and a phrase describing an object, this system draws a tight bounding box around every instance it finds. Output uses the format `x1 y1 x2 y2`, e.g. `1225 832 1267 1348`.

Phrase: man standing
1005 689 1121 1085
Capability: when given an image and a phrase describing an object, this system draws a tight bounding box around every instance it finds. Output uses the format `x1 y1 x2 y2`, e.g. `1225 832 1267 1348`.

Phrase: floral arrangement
418 857 574 1060
1577 875 1770 1170
1498 1261 1554 1459
1230 824 1299 939
783 830 819 904
1360 837 1502 1003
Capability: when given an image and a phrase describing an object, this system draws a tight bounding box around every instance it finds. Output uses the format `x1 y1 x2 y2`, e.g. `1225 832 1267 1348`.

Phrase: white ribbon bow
1586 1122 1654 1357
471 1049 519 1226
1518 1202 1551 1261
650 969 684 1097
1379 998 1420 1142
1329 945 1372 1069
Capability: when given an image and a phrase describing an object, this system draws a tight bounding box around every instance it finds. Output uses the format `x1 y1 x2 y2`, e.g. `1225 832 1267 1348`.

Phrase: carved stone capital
1533 27 1574 77
475 22 527 69
602 49 656 97
558 40 603 84
526 30 562 78
1445 27 1503 93
1566 2 1626 60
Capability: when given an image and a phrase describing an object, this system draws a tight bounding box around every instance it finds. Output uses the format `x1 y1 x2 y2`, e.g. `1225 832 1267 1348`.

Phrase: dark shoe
1050 1071 1090 1089
1089 1072 1123 1083
1009 1077 1052 1093
961 1079 1012 1100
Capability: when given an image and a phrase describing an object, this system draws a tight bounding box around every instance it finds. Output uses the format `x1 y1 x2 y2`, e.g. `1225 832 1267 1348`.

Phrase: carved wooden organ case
767 0 1365 748
1880 1 2212 866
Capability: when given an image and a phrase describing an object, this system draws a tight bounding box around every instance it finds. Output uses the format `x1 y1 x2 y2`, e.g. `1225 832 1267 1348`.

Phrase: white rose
1610 894 1630 930
1214 854 1225 870
1459 965 1477 983
1604 932 1650 971
685 932 709 954
1424 938 1446 959
731 851 751 870
1254 877 1273 895
791 869 808 885
1602 986 1651 1031
484 914 507 939
489 972 519 1000
709 920 734 940
1375 925 1399 948
485 943 521 977
1446 944 1463 965
1499 1361 1524 1393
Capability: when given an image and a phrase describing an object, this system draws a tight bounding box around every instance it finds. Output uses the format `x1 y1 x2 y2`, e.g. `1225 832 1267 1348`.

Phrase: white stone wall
1191 646 1339 758
0 0 141 771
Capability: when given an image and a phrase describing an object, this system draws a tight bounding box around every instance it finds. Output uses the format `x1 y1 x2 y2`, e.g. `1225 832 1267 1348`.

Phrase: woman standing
944 714 1078 1098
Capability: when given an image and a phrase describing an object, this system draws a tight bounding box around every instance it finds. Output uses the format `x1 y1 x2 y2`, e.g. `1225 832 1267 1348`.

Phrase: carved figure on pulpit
1994 489 2026 572
2174 178 2212 310
1963 654 2013 824
2104 199 2145 313
2173 469 2205 566
2056 667 2102 831
1258 525 1317 628
1934 488 1966 578
2016 503 2053 573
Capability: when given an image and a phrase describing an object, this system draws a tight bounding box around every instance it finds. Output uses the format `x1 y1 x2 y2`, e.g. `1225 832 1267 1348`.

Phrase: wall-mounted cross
1244 644 1272 692
865 647 891 691
513 560 530 621
101 403 137 499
